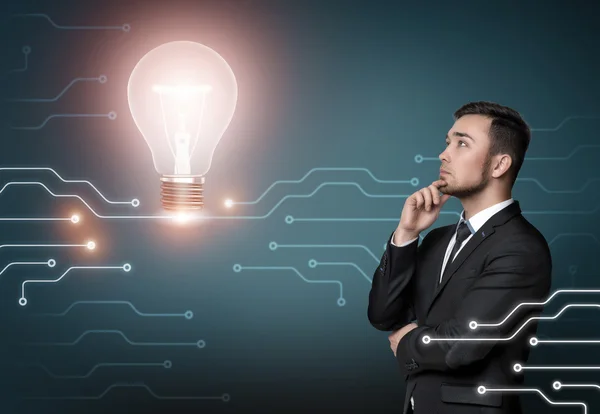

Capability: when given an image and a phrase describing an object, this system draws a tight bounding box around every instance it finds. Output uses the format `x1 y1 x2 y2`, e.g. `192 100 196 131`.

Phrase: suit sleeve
395 237 552 375
367 230 432 331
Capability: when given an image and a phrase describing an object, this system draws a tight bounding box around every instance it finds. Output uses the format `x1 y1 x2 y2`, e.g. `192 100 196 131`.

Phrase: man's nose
439 149 449 162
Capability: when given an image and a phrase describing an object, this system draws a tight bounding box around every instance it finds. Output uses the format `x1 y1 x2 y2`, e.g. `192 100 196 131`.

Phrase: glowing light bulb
127 41 238 211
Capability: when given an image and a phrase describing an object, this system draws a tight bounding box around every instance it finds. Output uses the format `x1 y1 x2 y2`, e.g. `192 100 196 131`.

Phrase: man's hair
453 101 530 187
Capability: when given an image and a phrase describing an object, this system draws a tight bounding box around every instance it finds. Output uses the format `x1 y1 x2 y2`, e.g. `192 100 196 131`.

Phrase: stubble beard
440 155 492 198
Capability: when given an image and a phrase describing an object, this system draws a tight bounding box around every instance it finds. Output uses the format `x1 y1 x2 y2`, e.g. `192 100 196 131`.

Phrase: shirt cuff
389 231 419 247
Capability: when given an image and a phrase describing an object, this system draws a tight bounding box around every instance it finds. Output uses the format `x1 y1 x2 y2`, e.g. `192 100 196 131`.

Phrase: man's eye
458 140 466 146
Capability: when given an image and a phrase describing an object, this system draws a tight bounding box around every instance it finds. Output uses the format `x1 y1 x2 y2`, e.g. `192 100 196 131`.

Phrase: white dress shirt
389 198 515 411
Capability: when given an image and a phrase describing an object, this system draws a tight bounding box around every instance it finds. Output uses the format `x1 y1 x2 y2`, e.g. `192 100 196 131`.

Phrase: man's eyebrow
446 131 475 141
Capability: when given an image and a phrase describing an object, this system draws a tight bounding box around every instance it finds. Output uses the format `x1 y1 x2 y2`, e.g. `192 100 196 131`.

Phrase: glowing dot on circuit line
224 199 233 208
71 215 80 223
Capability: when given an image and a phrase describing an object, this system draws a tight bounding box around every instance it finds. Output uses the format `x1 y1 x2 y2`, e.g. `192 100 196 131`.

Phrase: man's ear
491 154 512 179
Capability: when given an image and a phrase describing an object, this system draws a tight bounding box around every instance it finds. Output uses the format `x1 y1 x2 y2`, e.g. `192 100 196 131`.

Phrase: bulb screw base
160 175 205 211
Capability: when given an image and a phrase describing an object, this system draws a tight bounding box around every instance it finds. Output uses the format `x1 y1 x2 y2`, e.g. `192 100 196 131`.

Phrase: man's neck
460 191 512 221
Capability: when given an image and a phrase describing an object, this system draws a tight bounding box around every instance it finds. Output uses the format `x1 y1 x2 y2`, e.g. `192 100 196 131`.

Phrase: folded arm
395 240 552 376
368 230 432 331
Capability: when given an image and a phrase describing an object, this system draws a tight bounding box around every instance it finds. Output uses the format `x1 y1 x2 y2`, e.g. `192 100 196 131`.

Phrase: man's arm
368 230 432 331
395 238 552 376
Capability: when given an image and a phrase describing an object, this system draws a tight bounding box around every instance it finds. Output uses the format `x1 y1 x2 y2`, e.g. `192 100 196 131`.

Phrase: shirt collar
458 198 515 235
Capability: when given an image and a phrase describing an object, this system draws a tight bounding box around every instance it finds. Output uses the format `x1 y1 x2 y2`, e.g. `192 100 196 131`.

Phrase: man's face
438 114 493 197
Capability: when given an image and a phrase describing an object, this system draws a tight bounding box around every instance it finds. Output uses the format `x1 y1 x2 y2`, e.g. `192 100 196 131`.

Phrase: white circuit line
20 264 130 306
473 289 600 329
0 168 138 206
0 242 94 250
478 386 586 414
553 381 600 391
0 261 53 279
424 303 600 344
515 364 600 372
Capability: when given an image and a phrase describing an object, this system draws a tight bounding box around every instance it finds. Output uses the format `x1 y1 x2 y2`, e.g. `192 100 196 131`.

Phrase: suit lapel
426 201 522 315
429 226 455 297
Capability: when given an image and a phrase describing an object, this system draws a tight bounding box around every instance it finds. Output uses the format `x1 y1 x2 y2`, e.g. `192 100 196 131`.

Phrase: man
368 101 552 414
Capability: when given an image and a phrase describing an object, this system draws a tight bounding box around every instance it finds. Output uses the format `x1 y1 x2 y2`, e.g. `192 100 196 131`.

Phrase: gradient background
1 0 600 413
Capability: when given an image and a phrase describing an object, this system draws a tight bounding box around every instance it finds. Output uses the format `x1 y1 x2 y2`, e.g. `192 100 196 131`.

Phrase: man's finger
422 187 433 211
428 185 440 205
415 191 424 210
431 179 448 188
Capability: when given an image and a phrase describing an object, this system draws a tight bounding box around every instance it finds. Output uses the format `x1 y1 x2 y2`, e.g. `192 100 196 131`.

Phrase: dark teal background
1 0 600 412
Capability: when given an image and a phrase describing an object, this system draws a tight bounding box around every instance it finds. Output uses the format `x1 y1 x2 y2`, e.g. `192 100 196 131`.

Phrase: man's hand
389 323 418 356
394 180 451 245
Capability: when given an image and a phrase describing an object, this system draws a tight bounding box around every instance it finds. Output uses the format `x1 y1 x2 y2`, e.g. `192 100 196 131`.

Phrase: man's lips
440 168 450 175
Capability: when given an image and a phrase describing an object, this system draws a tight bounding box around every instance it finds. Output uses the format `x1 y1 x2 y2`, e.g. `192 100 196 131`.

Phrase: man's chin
441 187 461 197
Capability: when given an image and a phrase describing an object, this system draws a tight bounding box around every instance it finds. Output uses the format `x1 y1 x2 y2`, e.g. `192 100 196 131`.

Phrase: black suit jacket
368 200 552 414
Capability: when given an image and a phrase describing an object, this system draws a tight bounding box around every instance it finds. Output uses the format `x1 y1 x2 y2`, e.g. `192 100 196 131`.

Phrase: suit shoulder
496 214 551 254
488 216 552 285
